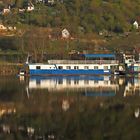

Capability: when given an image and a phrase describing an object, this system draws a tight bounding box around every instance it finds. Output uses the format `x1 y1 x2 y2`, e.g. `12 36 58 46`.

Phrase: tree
15 0 25 7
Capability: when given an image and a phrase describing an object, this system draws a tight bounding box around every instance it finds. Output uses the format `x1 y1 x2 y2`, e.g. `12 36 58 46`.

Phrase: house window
36 66 41 69
66 66 71 69
94 66 98 70
104 66 108 70
74 66 79 70
84 66 89 69
58 66 63 69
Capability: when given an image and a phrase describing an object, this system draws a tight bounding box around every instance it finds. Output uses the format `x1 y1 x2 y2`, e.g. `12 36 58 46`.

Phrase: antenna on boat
25 53 31 64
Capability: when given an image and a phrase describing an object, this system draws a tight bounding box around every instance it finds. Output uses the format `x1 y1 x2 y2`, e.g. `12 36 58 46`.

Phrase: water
0 75 140 139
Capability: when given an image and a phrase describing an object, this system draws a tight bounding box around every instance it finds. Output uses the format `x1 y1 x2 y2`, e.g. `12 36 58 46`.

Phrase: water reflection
0 76 140 139
27 76 119 97
134 108 140 118
124 77 140 97
25 75 140 97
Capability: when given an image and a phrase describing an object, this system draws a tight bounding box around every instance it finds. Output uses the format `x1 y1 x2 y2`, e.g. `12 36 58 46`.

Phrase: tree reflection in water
0 76 140 139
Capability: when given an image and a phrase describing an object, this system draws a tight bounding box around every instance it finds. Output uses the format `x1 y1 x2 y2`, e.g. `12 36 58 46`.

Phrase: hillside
0 0 140 34
0 0 140 62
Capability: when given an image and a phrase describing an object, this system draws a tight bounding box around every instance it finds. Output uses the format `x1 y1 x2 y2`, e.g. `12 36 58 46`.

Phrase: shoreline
0 63 22 75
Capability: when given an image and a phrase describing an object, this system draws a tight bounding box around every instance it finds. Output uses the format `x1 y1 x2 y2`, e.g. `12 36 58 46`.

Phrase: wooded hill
0 0 140 63
0 0 140 34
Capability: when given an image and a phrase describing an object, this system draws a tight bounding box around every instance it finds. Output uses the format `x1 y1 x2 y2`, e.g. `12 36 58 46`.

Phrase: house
62 28 70 39
19 8 25 13
0 23 7 30
133 21 139 29
2 6 10 15
26 2 34 12
36 0 46 3
48 0 55 5
35 0 63 5
7 26 16 31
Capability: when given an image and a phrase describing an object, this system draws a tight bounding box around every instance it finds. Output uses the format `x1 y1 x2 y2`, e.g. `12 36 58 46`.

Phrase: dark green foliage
0 37 19 51
0 0 140 62
1 0 140 34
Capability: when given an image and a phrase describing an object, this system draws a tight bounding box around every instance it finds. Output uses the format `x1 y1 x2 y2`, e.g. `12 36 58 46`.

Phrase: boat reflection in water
26 76 119 97
124 77 140 97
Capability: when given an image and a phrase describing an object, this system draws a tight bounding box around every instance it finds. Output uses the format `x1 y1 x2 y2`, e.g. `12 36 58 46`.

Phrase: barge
20 54 119 76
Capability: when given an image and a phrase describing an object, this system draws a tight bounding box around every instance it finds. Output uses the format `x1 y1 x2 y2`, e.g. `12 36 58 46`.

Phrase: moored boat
123 54 140 75
19 54 119 76
128 62 140 75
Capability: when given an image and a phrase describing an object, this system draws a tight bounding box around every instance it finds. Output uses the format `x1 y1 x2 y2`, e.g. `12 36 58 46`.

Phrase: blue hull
30 75 108 81
29 69 111 76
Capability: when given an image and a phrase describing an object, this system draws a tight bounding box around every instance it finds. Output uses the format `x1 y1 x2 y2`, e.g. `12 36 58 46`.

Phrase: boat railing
48 60 119 64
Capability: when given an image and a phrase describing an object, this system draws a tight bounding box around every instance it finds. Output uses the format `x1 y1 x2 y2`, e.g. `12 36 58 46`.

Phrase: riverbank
0 63 22 75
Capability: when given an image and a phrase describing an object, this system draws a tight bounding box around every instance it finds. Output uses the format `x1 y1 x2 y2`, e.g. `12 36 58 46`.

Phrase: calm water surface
0 75 140 140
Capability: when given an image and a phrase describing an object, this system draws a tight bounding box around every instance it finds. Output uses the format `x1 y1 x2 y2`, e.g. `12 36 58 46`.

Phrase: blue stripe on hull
30 75 107 81
29 69 111 75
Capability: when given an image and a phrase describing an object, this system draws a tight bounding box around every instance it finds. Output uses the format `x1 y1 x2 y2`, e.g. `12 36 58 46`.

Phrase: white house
7 26 16 31
133 21 139 29
36 0 45 3
0 24 7 30
19 8 25 13
62 28 70 39
26 2 34 12
48 0 55 5
2 6 10 15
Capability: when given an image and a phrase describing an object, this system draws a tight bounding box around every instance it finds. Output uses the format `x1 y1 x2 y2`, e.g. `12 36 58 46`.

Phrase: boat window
94 66 98 70
84 80 89 84
36 80 40 85
74 80 79 85
66 80 71 85
74 66 79 69
104 81 108 84
84 66 89 69
58 80 63 84
104 66 108 70
66 66 71 69
111 66 115 69
36 66 41 69
58 66 63 69
20 69 25 72
94 80 98 84
129 60 133 62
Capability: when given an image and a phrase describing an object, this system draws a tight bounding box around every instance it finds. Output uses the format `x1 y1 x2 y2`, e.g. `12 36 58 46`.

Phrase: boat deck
48 60 119 64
